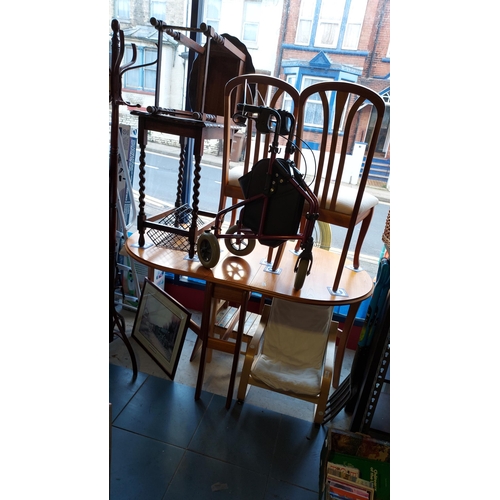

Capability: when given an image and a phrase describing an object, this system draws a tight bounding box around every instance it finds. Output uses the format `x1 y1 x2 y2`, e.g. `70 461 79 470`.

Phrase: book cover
327 479 371 500
327 469 373 491
330 453 389 500
328 491 353 500
328 462 360 478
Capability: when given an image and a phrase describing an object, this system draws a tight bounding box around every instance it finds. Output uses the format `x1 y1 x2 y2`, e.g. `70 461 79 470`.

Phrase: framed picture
131 279 191 379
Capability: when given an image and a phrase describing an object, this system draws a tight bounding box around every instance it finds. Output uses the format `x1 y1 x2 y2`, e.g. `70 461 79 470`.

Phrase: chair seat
307 176 378 216
251 354 322 396
228 164 246 187
329 186 378 216
231 168 378 217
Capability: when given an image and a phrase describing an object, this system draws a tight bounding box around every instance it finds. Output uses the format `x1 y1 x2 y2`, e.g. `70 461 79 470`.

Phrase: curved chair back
218 74 301 217
296 81 386 291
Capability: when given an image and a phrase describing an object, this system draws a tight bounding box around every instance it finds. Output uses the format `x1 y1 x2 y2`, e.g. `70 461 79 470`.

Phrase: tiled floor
110 363 329 499
109 307 357 499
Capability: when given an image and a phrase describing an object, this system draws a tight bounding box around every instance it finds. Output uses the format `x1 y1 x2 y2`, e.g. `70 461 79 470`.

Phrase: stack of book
326 462 375 500
319 428 389 500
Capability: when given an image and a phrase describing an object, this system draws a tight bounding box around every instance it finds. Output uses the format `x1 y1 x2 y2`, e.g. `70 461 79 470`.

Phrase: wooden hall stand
133 111 225 257
133 20 251 258
124 232 374 410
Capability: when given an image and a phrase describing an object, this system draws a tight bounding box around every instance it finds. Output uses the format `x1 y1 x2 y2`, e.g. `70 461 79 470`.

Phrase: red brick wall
278 0 390 85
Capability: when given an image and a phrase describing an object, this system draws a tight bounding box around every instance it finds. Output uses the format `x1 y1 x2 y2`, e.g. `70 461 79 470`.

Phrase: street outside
124 144 390 281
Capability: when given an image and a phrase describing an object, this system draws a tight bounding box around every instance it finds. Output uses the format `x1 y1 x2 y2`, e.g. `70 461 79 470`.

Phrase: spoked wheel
293 258 310 290
197 232 221 268
224 225 256 256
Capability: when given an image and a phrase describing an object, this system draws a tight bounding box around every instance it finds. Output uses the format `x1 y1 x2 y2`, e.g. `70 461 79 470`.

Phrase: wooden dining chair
218 74 301 224
237 298 338 424
294 81 386 292
217 74 301 269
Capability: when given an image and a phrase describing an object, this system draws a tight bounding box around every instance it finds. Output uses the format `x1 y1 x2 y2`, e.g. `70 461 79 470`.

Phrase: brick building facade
110 0 390 180
276 0 390 168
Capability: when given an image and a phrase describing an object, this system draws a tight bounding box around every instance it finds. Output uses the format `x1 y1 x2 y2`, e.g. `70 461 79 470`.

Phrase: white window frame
295 0 316 46
150 0 166 21
314 0 346 48
301 76 353 132
115 0 130 21
123 46 157 92
242 0 262 48
341 0 368 50
301 76 333 128
205 0 222 33
282 75 297 114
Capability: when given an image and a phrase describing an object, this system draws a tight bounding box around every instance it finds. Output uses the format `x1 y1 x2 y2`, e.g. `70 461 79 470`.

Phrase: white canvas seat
237 298 338 424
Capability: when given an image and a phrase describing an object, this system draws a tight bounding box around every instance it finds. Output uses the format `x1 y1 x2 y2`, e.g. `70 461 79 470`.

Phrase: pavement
145 140 390 204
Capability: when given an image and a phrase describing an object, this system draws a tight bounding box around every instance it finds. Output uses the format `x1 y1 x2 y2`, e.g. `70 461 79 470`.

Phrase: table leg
195 281 215 400
195 283 250 408
225 290 250 409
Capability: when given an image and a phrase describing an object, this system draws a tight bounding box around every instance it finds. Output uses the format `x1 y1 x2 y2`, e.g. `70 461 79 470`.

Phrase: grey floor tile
270 415 327 493
188 394 281 475
113 374 214 448
264 477 319 500
110 427 185 500
109 363 148 420
163 450 267 500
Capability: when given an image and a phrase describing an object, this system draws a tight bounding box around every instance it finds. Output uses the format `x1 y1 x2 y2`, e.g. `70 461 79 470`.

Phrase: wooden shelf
214 305 261 347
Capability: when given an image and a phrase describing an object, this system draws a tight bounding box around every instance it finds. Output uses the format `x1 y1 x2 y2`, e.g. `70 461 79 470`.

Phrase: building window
282 75 297 113
123 46 157 92
242 0 261 47
295 0 316 45
150 0 166 21
342 0 368 50
296 0 368 51
365 89 390 154
301 76 333 127
314 0 346 48
205 0 221 33
300 76 353 132
115 0 130 20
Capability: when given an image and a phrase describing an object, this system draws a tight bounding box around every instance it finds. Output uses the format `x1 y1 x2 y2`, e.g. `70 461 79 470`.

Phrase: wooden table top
125 232 374 307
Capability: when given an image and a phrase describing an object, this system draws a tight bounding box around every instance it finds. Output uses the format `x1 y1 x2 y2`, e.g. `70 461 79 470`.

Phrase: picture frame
131 279 191 380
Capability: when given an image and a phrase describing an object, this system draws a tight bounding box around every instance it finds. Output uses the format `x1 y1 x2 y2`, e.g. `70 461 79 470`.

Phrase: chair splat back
296 81 386 291
219 74 301 217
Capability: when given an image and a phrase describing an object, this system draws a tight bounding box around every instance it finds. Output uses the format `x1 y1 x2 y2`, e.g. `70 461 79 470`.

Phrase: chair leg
195 282 216 401
237 355 252 402
294 218 306 252
271 243 286 271
315 375 333 424
314 400 328 425
236 307 270 402
352 209 374 269
236 347 255 402
332 302 360 388
230 198 238 227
